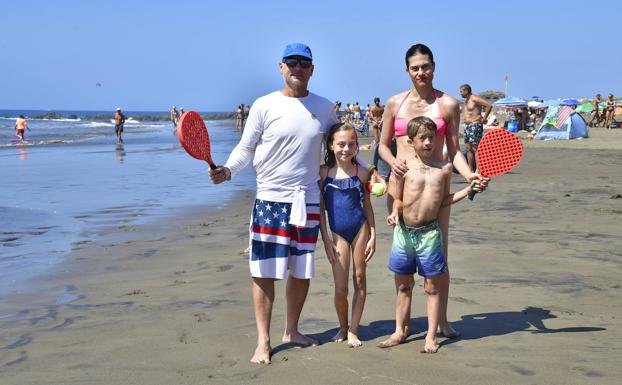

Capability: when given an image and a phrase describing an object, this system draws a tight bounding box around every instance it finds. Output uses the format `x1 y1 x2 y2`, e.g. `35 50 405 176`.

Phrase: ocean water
0 111 255 296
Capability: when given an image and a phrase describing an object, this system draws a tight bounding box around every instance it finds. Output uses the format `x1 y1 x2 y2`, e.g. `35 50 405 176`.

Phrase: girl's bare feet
347 331 362 347
282 331 319 346
250 341 271 364
438 323 460 339
377 331 406 348
421 335 439 353
331 329 347 343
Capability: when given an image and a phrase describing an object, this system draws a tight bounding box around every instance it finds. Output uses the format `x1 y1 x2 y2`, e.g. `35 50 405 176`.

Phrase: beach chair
354 120 369 137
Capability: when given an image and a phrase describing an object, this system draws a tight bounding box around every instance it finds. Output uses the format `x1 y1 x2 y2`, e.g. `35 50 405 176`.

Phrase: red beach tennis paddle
468 128 523 200
177 111 217 170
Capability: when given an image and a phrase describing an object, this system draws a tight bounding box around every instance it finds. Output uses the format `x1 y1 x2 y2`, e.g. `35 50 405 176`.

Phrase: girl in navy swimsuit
319 123 376 347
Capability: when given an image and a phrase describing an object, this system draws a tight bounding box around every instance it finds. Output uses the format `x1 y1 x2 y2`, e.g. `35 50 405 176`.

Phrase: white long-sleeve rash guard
224 91 338 204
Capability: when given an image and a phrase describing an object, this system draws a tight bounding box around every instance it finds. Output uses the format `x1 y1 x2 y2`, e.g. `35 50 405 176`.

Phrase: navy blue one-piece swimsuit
322 172 366 244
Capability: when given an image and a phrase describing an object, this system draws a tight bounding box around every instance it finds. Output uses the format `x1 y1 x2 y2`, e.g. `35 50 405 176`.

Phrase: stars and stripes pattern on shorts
249 199 320 279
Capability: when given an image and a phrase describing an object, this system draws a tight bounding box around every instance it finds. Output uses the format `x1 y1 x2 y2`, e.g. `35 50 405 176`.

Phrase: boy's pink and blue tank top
322 175 366 244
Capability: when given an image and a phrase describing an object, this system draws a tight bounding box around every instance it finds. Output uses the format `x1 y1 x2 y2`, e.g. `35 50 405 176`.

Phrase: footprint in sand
193 313 212 323
217 352 238 367
451 296 479 305
216 265 233 272
178 331 198 344
124 289 146 296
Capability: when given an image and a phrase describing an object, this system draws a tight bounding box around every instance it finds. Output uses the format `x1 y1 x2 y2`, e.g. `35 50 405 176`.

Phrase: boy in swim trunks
379 116 476 353
15 115 28 141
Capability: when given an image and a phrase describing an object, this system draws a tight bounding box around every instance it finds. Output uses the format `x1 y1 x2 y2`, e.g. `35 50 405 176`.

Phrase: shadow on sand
272 306 606 355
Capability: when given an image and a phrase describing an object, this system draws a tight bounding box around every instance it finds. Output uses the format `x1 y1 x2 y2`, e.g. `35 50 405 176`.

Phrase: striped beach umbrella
493 97 528 107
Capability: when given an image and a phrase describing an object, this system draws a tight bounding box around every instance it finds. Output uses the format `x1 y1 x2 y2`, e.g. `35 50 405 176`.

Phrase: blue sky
1 0 619 112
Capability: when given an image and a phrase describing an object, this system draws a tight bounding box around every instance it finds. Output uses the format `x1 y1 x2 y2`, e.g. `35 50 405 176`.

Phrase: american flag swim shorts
249 199 320 279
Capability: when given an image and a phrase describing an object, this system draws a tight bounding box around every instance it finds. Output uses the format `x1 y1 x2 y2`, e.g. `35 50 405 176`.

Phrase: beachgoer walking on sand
114 108 126 144
170 106 179 132
369 97 384 147
604 94 616 129
378 44 488 343
587 94 602 127
370 97 392 200
235 105 243 131
319 122 376 348
460 84 492 172
208 43 383 364
14 115 29 141
334 101 342 115
382 116 477 353
353 102 361 125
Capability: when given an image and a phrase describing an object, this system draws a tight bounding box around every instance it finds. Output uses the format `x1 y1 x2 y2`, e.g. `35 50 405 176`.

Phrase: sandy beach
1 126 621 385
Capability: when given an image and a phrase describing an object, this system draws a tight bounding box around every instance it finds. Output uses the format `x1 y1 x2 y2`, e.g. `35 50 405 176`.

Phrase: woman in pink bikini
377 43 488 347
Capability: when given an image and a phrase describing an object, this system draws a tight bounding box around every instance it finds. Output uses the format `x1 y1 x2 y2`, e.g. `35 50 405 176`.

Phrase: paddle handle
468 188 477 201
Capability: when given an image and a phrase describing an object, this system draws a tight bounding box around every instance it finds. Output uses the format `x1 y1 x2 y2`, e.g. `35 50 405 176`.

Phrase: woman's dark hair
324 122 358 168
19 115 25 119
405 43 434 68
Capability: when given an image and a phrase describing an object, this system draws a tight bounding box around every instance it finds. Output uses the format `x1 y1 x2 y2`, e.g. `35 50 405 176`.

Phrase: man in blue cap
209 43 380 364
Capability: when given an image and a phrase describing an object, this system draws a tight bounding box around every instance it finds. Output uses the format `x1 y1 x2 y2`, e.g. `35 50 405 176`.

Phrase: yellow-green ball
371 183 385 197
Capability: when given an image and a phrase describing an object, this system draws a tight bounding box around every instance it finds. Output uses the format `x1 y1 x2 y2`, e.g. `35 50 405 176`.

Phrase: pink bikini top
393 90 447 138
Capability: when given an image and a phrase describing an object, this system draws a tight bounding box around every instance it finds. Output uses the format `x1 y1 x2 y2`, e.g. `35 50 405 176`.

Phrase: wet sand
1 126 621 384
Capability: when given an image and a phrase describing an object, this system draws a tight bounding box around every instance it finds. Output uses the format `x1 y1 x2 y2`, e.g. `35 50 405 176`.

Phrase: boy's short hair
407 116 437 139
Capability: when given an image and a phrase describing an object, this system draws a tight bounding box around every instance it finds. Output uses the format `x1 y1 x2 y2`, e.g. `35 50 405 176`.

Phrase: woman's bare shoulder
386 90 410 108
437 90 459 110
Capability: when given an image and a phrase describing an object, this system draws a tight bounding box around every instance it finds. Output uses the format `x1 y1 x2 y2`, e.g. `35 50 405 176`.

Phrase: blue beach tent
535 109 588 140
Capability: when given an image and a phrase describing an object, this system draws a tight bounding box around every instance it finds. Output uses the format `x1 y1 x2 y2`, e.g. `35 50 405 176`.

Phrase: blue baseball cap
282 43 312 60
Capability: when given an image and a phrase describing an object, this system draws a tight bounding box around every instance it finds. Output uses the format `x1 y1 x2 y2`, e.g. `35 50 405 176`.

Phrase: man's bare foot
331 329 347 343
282 331 318 346
377 332 406 348
438 323 460 339
347 331 362 348
421 337 439 353
250 342 271 364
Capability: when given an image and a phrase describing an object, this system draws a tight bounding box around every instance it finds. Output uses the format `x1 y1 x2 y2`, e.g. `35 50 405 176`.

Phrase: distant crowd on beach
586 93 619 129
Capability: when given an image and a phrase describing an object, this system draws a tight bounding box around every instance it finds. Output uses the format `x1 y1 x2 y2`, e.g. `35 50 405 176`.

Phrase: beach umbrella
575 103 593 113
493 97 528 107
527 101 542 108
538 99 561 108
560 98 581 106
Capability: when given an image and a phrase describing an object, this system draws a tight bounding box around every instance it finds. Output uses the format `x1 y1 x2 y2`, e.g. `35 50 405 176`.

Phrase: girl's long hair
324 122 358 168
